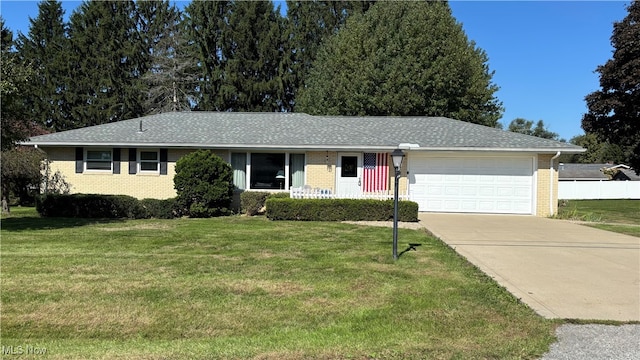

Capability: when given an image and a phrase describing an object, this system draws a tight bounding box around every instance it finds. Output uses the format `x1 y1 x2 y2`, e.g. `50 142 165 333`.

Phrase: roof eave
410 147 585 154
22 141 585 154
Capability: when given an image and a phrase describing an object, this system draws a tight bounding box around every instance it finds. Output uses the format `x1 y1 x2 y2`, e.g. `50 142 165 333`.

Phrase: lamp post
391 149 405 261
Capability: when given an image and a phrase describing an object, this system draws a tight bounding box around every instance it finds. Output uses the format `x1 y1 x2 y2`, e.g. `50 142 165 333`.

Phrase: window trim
84 149 113 173
138 149 160 174
235 152 306 191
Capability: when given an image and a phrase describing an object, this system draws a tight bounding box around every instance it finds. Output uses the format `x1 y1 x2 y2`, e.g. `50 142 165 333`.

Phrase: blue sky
0 1 630 141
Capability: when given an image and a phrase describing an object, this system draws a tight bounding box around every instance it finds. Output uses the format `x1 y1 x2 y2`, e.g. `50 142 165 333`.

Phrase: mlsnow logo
2 345 47 356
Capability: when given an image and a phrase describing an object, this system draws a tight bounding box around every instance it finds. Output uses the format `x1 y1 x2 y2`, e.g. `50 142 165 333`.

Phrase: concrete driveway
418 213 640 321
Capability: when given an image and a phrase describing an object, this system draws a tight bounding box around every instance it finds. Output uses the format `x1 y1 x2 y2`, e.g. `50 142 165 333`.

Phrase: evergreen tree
582 1 640 173
66 0 146 128
16 0 71 131
283 0 374 111
183 0 232 111
225 1 285 111
296 1 502 126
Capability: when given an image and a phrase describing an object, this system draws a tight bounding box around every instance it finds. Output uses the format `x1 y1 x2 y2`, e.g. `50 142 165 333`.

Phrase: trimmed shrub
36 194 177 219
140 198 177 219
240 191 291 216
174 150 234 218
240 192 270 216
265 198 418 222
36 194 146 219
268 192 290 199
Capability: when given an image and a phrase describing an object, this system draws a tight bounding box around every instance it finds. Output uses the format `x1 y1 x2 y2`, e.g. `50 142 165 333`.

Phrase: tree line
1 0 637 180
1 0 503 146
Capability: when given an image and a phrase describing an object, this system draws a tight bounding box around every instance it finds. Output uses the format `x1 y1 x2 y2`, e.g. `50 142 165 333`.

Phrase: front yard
1 208 555 359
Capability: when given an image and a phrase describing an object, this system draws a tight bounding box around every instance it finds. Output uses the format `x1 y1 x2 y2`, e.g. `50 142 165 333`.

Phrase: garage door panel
445 186 460 195
409 155 534 214
496 186 514 196
478 201 496 211
479 186 495 196
461 201 477 210
514 187 531 197
461 186 477 196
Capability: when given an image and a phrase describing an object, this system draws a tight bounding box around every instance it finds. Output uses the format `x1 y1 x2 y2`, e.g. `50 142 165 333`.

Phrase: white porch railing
290 186 409 200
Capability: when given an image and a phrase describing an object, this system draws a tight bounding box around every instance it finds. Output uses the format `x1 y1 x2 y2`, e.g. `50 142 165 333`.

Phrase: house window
341 156 358 177
86 149 112 171
139 150 159 173
250 153 285 189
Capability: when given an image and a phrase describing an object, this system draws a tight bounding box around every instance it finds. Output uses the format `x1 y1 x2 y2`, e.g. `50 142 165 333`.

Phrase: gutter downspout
549 152 561 216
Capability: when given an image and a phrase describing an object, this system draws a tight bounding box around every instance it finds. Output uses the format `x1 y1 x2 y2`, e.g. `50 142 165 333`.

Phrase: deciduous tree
508 118 559 140
1 19 36 150
582 1 640 173
562 133 625 164
138 0 197 113
1 148 45 211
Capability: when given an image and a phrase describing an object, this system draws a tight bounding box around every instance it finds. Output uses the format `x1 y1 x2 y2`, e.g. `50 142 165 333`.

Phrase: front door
336 153 362 197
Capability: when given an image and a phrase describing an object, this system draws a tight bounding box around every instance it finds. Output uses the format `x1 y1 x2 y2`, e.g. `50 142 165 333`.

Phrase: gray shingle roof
24 112 584 153
559 163 640 180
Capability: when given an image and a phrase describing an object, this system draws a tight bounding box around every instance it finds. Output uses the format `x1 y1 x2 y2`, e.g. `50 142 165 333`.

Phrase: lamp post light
391 148 405 261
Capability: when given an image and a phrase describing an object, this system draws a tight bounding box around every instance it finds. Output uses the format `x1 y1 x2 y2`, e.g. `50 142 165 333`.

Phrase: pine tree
582 1 640 173
225 1 285 111
16 0 71 131
183 0 232 111
296 1 503 126
66 0 145 128
283 0 374 111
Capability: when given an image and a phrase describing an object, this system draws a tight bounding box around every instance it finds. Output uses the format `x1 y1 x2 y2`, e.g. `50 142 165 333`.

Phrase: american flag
363 153 389 192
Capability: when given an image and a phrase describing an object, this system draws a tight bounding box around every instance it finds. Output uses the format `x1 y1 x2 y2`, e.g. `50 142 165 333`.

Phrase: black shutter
113 148 121 174
160 149 168 175
75 147 83 173
129 148 137 174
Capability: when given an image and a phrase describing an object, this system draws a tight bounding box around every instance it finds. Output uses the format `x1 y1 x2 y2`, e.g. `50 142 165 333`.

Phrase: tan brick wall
304 151 406 195
41 147 228 199
305 151 337 191
47 148 405 199
536 154 558 217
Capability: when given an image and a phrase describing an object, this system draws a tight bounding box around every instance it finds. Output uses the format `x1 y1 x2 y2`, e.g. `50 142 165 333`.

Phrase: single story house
23 112 584 216
559 163 640 181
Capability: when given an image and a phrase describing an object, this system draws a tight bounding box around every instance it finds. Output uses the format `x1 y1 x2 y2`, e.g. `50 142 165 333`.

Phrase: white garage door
409 154 534 214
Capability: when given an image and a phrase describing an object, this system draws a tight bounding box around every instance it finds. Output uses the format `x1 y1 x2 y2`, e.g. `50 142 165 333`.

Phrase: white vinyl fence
290 186 409 200
558 181 640 200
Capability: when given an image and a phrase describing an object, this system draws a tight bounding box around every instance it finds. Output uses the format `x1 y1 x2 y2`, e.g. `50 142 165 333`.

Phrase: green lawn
556 199 640 237
1 208 556 359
